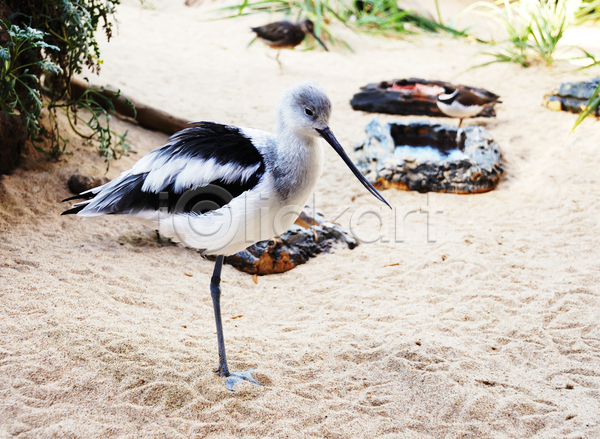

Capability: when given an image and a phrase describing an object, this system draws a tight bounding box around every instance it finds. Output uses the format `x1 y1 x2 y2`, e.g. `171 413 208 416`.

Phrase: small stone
68 173 110 194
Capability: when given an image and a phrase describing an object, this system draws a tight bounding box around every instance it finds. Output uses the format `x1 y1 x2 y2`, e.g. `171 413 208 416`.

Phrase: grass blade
571 82 600 132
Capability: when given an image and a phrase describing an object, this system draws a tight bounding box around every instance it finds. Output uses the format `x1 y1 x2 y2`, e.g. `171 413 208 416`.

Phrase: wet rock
355 118 503 194
68 173 110 194
543 77 600 115
350 78 499 117
208 209 359 275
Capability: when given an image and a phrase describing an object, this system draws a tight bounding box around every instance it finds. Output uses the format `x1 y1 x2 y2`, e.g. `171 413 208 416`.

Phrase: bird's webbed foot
219 368 262 392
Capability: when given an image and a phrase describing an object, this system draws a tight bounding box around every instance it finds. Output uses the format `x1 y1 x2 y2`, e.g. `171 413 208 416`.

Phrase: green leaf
571 82 600 133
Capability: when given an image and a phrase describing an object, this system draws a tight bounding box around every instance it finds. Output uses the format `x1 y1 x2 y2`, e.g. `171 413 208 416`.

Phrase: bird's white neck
271 128 324 206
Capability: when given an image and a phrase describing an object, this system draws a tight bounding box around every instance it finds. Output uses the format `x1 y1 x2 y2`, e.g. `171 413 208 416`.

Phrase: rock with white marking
350 78 499 117
355 118 503 194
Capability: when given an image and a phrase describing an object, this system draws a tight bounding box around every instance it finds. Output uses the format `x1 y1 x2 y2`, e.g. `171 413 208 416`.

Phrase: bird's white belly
437 100 482 118
148 173 309 256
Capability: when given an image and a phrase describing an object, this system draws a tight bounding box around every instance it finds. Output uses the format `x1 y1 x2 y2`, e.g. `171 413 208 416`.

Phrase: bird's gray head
276 81 332 138
275 82 391 209
298 19 315 33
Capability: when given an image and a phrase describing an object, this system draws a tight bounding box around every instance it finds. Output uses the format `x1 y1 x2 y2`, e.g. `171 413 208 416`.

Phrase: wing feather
62 122 267 217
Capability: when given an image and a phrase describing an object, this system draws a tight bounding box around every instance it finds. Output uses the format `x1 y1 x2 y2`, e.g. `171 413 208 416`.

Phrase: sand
1 0 600 437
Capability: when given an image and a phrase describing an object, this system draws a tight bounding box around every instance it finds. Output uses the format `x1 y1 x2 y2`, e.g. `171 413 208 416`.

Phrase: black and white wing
62 122 267 217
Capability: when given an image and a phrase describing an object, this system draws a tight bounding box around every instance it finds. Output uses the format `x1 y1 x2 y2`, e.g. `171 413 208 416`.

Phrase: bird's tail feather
61 205 87 215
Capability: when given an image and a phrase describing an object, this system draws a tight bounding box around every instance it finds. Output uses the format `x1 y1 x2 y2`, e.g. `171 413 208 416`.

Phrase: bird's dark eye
304 108 314 116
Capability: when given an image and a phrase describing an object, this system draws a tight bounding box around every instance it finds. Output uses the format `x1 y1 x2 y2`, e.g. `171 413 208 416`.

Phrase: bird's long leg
210 256 262 391
458 118 463 128
210 255 229 376
276 50 282 69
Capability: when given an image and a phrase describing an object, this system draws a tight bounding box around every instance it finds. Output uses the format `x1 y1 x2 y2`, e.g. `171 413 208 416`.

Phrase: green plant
569 48 600 69
350 0 468 38
0 21 62 139
575 0 600 23
1 0 131 167
49 80 132 168
466 0 580 68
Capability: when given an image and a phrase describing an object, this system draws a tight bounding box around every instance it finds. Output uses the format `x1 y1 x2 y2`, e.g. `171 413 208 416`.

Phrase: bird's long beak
309 31 329 52
316 127 390 209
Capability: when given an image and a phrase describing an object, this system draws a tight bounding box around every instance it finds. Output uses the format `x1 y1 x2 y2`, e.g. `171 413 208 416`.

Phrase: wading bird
436 86 501 127
251 19 328 65
63 82 389 391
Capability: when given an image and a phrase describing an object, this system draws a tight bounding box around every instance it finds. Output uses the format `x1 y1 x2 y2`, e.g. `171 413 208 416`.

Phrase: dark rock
355 118 503 194
0 111 28 175
350 78 500 117
68 173 110 194
543 77 600 115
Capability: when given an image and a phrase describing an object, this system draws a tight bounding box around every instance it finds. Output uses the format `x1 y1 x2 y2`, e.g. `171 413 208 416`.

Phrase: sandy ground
1 0 600 437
